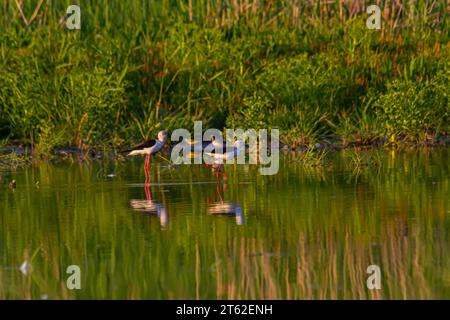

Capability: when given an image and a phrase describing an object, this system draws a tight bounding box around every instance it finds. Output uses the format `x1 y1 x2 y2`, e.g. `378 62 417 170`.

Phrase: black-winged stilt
184 136 235 153
204 139 245 160
122 130 168 182
204 139 245 179
209 136 245 151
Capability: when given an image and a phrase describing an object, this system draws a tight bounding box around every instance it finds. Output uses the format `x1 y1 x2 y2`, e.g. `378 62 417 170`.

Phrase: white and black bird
121 130 168 179
124 130 168 156
204 139 245 179
208 136 243 151
204 139 245 162
183 136 237 152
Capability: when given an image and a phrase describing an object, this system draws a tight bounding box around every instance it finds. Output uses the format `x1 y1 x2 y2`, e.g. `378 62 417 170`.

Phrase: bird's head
157 130 168 142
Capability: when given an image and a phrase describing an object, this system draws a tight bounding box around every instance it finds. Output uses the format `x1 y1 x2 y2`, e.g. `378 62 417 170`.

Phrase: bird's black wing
120 139 156 153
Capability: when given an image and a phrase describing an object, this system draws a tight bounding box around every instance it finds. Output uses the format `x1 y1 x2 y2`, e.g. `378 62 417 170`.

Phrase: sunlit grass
0 1 448 153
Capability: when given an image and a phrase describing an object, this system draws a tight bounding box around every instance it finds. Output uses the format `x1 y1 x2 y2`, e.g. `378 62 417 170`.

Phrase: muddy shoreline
1 134 449 166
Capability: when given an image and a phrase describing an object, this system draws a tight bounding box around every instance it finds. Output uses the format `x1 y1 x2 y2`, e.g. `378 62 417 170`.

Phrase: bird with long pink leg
204 139 245 180
121 130 168 183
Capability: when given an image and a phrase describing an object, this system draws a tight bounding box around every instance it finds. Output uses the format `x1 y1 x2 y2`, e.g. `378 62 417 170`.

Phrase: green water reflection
0 148 449 299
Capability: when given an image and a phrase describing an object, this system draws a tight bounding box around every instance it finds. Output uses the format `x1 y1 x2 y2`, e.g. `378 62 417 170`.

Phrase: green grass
0 0 449 154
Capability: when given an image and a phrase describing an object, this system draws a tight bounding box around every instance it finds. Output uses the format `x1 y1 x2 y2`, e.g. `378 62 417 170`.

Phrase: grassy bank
0 0 449 155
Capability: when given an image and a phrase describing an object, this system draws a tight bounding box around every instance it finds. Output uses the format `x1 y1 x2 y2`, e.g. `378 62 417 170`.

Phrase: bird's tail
127 149 145 156
118 147 139 156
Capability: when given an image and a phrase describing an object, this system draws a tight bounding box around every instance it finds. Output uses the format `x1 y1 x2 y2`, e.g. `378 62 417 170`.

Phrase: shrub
374 68 449 140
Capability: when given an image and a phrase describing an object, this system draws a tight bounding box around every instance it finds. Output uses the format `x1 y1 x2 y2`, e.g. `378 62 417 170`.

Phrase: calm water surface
1 148 449 299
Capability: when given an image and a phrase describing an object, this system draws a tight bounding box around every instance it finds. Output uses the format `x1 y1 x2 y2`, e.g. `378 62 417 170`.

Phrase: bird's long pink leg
217 164 224 180
222 165 227 180
216 172 223 203
217 183 223 203
145 183 152 200
144 154 150 184
148 155 151 177
144 154 149 170
144 155 148 177
216 166 220 181
144 154 152 199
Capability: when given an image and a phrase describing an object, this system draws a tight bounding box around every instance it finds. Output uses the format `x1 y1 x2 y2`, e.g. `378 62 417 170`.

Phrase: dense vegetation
0 0 449 154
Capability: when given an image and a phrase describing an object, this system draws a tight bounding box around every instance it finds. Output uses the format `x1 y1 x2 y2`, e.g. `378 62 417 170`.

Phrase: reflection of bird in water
121 130 168 184
129 184 168 228
207 201 244 225
129 198 168 228
206 168 245 225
